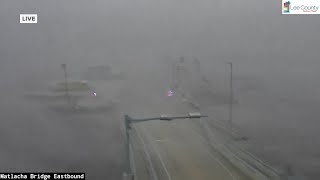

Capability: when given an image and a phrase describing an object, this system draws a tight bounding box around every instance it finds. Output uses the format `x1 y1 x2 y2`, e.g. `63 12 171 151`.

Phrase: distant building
83 65 112 80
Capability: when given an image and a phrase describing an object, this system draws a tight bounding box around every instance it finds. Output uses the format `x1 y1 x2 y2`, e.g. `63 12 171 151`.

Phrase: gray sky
1 0 319 78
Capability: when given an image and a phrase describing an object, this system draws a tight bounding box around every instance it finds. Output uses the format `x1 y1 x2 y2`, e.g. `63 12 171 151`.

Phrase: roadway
132 120 250 180
117 75 251 180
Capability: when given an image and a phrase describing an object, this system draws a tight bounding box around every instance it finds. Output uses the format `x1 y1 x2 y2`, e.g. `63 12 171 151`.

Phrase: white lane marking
134 127 159 180
189 126 238 180
141 126 172 180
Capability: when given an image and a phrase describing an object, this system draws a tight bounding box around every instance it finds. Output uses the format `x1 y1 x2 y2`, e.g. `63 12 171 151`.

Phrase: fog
0 0 320 179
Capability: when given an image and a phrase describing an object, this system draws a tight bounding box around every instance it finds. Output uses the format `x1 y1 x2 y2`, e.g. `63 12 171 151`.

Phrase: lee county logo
282 0 320 14
283 1 291 13
20 14 37 23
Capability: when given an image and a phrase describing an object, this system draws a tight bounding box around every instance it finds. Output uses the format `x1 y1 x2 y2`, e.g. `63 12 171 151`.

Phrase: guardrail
204 116 284 179
175 89 284 180
202 118 284 180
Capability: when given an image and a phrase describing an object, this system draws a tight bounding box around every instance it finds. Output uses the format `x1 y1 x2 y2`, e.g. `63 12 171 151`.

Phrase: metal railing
176 89 284 180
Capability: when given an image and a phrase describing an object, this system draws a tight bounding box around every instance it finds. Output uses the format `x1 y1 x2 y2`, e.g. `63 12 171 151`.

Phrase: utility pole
61 64 69 103
227 62 233 130
192 56 201 73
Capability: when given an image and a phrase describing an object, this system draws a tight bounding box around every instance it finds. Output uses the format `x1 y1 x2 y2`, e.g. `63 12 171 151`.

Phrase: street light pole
123 113 208 180
61 64 69 103
124 115 133 180
227 62 233 130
